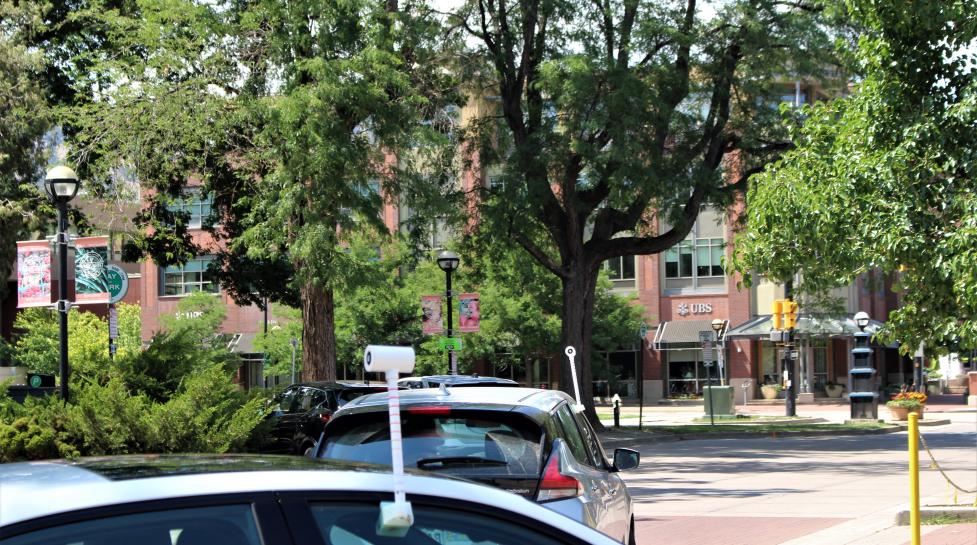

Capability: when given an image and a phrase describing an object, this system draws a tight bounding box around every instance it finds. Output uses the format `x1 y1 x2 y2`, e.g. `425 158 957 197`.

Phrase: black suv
260 381 386 455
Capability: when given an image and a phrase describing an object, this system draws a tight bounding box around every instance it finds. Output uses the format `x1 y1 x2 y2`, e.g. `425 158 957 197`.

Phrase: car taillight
536 450 583 502
319 413 332 424
406 406 451 415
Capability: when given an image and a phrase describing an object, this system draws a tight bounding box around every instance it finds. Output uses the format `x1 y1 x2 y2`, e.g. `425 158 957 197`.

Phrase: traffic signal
771 299 784 330
784 299 799 330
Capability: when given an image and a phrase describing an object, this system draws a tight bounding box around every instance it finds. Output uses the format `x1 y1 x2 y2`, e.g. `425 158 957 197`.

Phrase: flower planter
824 385 844 398
887 405 924 421
760 386 781 400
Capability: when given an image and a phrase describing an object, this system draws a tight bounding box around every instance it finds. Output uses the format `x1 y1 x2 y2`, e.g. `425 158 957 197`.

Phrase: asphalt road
613 412 977 545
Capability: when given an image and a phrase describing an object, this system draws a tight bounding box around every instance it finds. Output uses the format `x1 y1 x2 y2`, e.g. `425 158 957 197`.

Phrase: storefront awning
227 332 259 354
725 314 885 339
652 319 728 351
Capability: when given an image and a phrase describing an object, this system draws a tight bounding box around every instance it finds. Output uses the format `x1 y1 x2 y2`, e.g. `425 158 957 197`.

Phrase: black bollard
613 399 620 428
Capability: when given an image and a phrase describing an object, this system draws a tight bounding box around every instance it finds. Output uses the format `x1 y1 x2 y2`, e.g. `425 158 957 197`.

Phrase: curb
599 425 902 447
894 506 977 525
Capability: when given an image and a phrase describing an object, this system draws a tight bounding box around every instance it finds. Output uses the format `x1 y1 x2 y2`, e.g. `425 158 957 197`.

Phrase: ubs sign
677 302 713 316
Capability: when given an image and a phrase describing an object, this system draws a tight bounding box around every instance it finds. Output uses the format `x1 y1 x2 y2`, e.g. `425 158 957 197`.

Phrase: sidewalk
613 403 976 545
599 394 974 427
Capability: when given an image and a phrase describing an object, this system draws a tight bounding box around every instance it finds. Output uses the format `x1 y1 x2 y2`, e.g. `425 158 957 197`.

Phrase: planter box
760 386 782 400
888 405 924 421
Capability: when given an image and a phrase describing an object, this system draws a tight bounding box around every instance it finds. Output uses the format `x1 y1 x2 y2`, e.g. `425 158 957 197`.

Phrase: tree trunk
300 279 336 382
559 263 602 428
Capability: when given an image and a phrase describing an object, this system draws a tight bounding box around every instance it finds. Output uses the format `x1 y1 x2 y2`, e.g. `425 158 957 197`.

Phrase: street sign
108 306 119 339
106 265 129 304
638 322 650 339
438 337 463 351
699 331 714 364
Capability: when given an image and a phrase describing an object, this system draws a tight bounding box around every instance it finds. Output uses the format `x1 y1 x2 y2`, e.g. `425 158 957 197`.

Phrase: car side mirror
613 448 640 471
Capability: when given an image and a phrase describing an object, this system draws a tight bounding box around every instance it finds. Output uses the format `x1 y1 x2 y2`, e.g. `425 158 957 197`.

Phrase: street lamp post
45 166 80 403
436 250 460 375
290 337 298 385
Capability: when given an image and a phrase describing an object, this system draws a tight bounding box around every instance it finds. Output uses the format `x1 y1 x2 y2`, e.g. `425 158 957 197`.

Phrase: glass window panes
0 504 260 545
161 256 218 296
310 503 572 545
604 256 636 281
168 192 214 229
320 412 543 477
554 405 591 467
662 209 727 290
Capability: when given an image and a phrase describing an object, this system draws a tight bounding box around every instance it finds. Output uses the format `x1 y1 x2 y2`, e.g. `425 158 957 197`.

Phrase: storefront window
666 349 706 397
812 339 829 392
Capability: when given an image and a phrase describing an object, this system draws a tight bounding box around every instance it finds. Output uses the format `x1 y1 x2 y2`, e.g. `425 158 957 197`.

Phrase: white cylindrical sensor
364 345 416 374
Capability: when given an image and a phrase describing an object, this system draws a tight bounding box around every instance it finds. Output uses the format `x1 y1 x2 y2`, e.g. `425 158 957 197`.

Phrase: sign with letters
677 302 714 316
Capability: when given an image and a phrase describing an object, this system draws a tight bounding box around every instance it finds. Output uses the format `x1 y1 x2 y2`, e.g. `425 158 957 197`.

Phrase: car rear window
320 411 543 476
336 388 384 407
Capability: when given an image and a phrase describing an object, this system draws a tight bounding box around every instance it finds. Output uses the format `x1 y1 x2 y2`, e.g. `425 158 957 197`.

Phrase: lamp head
711 318 724 333
854 311 870 331
436 250 460 272
44 165 80 203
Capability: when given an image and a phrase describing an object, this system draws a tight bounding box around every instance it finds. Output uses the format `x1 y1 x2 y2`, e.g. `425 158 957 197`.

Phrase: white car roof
0 457 618 545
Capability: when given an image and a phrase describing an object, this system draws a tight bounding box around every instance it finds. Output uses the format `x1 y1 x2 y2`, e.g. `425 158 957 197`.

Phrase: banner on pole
74 236 109 304
421 295 443 334
16 241 52 308
458 293 480 332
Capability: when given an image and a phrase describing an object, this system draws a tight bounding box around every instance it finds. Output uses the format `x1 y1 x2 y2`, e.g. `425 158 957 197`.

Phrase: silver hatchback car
0 454 621 545
314 387 640 544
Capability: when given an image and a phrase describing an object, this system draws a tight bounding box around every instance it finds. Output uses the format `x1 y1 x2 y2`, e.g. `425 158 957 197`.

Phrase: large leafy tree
65 0 458 381
0 3 53 301
733 0 977 351
450 0 838 422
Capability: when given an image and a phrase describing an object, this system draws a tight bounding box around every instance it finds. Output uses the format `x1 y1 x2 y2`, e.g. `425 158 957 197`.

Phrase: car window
336 389 380 406
309 502 576 545
276 387 301 414
0 504 260 545
554 405 592 467
308 389 327 410
572 411 607 470
320 412 543 476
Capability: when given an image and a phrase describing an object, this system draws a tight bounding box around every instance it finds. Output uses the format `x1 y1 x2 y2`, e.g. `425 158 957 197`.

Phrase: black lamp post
45 166 80 403
436 250 460 374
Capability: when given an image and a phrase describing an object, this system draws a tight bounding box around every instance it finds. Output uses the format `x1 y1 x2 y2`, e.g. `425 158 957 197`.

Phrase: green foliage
0 298 267 461
254 304 303 378
0 1 55 295
732 0 977 352
0 365 266 462
10 305 137 377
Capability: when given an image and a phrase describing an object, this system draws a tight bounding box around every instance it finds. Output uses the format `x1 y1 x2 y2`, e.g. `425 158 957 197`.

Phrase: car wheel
628 516 636 545
302 444 315 457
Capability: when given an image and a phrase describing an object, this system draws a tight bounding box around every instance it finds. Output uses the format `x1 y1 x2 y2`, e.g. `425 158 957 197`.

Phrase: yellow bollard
909 412 920 545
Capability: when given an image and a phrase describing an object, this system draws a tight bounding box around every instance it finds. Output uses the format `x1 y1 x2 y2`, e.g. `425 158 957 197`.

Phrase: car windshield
336 388 383 407
320 411 543 476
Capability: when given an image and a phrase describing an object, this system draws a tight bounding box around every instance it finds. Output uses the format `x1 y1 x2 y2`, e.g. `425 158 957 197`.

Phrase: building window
604 255 637 290
811 339 829 393
160 256 218 296
662 208 727 294
168 192 213 229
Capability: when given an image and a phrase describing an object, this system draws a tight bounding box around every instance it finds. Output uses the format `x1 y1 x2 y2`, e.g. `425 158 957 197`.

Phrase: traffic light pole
784 282 797 417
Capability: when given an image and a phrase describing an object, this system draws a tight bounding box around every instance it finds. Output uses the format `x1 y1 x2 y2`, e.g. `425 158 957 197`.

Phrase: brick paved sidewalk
635 515 849 545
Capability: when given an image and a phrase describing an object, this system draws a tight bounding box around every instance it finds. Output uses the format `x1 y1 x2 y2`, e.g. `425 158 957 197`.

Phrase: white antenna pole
385 367 406 505
564 346 584 412
364 345 415 536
